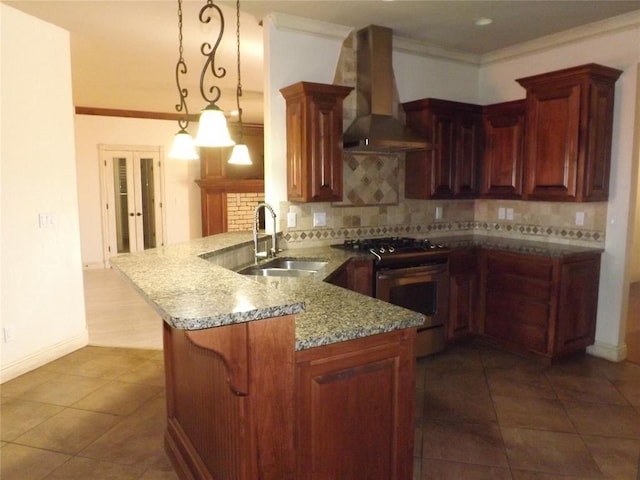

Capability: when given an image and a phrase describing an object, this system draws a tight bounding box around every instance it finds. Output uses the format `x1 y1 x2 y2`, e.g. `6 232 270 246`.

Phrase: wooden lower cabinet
479 249 601 360
163 317 415 480
447 248 479 342
325 257 374 297
295 329 416 480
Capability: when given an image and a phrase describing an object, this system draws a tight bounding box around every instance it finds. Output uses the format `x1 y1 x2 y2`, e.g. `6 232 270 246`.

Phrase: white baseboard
1 332 89 383
587 340 628 362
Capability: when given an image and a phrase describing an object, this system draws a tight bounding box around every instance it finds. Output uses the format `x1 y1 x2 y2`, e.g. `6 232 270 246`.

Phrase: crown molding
391 9 640 67
481 10 640 65
267 12 353 41
393 36 481 66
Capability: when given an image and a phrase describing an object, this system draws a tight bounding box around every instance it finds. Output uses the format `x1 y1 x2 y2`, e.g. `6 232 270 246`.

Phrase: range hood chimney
343 25 429 152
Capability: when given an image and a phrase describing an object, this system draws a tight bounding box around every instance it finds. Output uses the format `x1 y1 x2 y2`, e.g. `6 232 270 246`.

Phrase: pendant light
227 0 252 165
194 0 235 147
168 0 199 160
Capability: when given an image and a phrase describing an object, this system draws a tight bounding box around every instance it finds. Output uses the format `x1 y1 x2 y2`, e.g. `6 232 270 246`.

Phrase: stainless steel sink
261 258 328 271
237 267 317 277
237 257 328 277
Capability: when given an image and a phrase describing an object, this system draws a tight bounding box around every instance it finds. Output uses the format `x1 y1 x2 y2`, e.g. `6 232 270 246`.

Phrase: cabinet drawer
486 254 552 280
486 273 551 300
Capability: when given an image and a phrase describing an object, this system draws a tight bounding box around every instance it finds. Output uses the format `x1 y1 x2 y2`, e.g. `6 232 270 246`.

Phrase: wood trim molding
74 106 263 133
196 178 264 193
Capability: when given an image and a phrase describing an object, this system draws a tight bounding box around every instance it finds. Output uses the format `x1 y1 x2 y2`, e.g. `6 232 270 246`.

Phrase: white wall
74 115 202 267
479 27 640 360
263 14 352 212
393 52 480 104
630 64 640 283
1 5 88 381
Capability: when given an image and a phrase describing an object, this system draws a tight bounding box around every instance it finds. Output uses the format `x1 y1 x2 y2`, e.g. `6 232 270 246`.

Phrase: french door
99 145 165 260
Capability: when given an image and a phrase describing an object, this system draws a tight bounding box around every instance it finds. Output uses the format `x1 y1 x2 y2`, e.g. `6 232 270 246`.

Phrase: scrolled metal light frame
174 0 190 132
198 0 226 109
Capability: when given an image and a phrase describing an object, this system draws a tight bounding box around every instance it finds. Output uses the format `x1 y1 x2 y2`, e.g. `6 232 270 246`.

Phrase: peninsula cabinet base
295 329 416 480
163 320 417 480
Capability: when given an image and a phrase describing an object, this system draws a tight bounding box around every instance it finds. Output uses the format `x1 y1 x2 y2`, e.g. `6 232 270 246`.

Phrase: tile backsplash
279 158 607 249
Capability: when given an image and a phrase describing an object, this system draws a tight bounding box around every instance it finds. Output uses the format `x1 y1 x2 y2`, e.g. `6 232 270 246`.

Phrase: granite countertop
110 232 603 352
110 233 425 351
434 234 604 258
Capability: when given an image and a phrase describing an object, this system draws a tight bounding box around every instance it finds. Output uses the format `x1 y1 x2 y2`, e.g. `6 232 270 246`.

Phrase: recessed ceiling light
474 17 493 26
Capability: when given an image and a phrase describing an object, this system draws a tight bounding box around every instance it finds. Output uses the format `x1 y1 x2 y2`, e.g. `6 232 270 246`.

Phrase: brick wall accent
226 193 265 232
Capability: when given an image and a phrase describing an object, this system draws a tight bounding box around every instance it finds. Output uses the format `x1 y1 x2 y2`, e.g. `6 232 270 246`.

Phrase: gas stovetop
332 237 449 268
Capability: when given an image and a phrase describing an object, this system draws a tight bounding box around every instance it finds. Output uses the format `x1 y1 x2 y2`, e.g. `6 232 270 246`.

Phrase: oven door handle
376 265 447 281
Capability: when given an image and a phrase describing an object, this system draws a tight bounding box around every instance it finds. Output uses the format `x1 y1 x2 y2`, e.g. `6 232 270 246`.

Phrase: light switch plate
287 212 297 228
435 206 443 220
576 211 585 226
38 212 56 228
498 207 506 220
313 212 327 227
506 208 514 220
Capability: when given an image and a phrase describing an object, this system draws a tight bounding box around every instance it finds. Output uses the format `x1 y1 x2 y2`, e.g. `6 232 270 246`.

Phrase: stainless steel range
333 237 450 357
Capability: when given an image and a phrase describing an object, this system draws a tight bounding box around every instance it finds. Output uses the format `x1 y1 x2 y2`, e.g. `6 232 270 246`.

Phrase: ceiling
5 0 640 124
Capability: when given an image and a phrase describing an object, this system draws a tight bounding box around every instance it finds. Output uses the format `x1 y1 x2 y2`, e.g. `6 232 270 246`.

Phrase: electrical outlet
287 211 297 228
435 206 443 220
3 327 15 343
506 208 514 220
313 212 327 227
498 207 506 220
576 211 585 226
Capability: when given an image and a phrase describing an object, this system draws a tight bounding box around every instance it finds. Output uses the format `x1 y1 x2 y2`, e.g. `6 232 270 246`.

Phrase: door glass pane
139 157 156 249
113 157 130 253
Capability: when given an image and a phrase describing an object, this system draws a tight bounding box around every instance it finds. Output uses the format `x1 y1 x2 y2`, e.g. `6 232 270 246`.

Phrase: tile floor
1 268 639 479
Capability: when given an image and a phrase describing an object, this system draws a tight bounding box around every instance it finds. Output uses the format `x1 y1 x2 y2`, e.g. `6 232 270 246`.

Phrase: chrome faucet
253 202 279 263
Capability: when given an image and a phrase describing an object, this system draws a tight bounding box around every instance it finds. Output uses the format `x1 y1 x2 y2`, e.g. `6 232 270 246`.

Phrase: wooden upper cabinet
403 98 483 199
516 63 622 202
280 82 353 203
481 100 526 199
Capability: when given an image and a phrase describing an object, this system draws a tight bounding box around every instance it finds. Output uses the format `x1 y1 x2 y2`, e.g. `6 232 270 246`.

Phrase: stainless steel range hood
343 25 429 153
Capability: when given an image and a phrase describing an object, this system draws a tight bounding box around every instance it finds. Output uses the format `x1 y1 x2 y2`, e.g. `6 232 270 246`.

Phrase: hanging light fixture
168 0 199 160
194 0 235 147
227 0 252 165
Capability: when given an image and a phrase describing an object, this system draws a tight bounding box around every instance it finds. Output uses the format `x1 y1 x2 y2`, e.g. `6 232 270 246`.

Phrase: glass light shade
168 130 199 160
228 143 252 165
194 104 235 147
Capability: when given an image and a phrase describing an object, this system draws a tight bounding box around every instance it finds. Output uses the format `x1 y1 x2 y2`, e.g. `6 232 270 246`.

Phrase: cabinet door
481 252 553 354
481 100 525 198
432 112 457 198
448 273 476 341
308 96 344 202
583 80 616 201
555 257 600 356
448 249 478 341
455 114 483 197
404 106 434 199
325 258 374 297
524 83 581 200
280 82 353 203
296 332 415 480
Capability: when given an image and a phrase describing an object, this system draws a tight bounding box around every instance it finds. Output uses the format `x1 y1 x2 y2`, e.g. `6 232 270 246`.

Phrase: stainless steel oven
332 237 450 358
375 260 449 357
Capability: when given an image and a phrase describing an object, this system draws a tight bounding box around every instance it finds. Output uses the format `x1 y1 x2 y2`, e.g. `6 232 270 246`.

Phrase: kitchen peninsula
110 232 423 480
